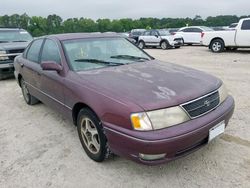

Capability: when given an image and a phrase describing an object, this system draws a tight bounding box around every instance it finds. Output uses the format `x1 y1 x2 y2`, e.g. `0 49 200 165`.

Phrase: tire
210 39 224 53
20 78 39 105
160 40 169 50
77 108 108 162
175 46 181 49
180 38 184 45
138 41 145 49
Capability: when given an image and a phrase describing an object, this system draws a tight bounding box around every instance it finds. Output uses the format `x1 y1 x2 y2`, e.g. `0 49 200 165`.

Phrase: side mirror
41 61 62 72
155 35 159 38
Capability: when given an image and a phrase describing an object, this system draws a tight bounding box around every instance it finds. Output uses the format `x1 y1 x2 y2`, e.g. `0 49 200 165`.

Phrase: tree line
0 14 249 37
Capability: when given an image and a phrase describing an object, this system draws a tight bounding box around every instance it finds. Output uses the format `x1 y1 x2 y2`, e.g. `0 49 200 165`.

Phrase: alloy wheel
80 117 100 154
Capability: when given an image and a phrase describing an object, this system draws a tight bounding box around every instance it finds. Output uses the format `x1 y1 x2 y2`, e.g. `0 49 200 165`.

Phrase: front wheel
160 41 169 50
210 39 224 53
77 108 108 162
138 41 145 49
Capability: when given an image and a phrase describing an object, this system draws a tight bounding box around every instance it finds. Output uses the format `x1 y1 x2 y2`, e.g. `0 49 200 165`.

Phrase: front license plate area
209 121 225 142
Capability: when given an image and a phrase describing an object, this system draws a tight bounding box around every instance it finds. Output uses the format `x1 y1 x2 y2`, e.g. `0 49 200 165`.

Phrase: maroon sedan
14 33 234 165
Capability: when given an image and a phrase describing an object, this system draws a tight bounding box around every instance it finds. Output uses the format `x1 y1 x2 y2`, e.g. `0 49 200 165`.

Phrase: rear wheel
138 41 145 49
20 78 39 105
77 108 108 162
210 39 224 53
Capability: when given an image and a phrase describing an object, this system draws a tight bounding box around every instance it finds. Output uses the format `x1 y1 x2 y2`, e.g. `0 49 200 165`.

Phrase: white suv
138 29 183 50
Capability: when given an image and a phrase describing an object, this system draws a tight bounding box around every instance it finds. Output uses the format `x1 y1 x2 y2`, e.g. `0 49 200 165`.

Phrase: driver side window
41 39 61 64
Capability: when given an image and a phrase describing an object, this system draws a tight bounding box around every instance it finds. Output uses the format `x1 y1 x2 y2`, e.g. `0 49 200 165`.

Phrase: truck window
241 20 250 30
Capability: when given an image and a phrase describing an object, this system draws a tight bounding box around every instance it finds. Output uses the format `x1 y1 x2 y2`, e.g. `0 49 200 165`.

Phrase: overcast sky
1 0 250 20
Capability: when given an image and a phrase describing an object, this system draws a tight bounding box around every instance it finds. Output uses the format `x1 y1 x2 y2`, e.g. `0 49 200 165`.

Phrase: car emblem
204 100 211 107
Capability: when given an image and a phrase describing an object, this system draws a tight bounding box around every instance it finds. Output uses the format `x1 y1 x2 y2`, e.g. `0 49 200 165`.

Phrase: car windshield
0 30 33 43
158 30 171 36
63 37 151 72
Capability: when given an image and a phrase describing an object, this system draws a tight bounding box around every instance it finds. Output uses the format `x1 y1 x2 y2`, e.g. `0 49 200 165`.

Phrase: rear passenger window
182 28 193 32
41 39 61 64
241 20 250 30
26 39 43 63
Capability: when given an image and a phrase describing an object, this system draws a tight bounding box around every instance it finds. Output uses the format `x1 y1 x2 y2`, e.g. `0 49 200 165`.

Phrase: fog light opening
139 153 166 161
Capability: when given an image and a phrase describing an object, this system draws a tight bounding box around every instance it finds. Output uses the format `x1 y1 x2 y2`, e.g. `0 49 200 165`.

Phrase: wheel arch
17 74 23 87
209 37 225 49
72 102 99 126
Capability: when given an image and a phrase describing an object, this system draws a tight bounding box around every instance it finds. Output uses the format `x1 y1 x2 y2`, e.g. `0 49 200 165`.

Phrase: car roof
45 32 124 41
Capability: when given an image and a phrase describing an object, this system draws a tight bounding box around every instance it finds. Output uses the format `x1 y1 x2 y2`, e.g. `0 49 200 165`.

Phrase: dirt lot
0 46 250 188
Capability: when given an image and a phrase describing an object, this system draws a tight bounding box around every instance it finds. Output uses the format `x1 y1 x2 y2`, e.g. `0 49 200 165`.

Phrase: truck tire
210 39 224 53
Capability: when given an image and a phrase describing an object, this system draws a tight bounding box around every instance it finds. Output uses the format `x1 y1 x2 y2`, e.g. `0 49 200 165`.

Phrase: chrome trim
180 90 220 119
0 53 22 57
25 82 72 110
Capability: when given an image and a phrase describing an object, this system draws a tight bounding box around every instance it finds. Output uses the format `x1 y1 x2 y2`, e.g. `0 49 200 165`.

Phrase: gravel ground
0 46 250 188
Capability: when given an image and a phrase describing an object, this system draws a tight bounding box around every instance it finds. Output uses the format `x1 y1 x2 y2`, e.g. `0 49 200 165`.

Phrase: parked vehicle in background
228 23 238 30
14 33 234 165
176 26 214 45
129 29 146 43
167 28 180 35
138 29 183 49
202 18 250 53
211 27 226 31
0 28 32 80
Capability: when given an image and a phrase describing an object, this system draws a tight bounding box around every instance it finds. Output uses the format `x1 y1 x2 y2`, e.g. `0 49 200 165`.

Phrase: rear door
39 38 65 114
149 30 161 45
235 20 250 46
22 39 44 98
180 28 202 44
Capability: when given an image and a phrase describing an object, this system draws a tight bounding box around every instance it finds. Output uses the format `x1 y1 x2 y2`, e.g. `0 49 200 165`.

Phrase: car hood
77 60 221 111
0 42 30 51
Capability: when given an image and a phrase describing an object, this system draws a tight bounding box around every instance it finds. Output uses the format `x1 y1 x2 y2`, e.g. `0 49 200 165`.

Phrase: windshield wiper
110 55 150 61
74 58 126 66
0 41 9 43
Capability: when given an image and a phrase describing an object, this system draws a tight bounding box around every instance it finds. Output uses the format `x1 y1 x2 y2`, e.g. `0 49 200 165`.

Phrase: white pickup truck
202 18 250 52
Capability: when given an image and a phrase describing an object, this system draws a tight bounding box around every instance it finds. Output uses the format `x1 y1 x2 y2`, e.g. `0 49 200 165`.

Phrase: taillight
172 32 176 35
201 32 205 38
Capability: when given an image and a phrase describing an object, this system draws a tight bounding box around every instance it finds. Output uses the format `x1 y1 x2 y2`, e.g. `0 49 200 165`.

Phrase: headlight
131 106 190 131
218 83 228 103
131 112 153 131
147 106 190 130
0 50 8 60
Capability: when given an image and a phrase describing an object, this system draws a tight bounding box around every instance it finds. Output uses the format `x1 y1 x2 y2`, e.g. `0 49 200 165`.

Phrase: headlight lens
218 83 228 103
0 50 8 60
147 106 190 130
131 112 153 131
131 106 190 131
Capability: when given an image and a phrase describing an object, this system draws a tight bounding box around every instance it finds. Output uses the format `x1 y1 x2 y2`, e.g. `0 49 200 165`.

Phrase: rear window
241 20 250 30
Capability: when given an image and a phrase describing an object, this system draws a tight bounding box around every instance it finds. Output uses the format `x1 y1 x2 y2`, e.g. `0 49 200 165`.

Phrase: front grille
181 91 220 118
174 38 182 41
8 49 24 54
7 49 24 60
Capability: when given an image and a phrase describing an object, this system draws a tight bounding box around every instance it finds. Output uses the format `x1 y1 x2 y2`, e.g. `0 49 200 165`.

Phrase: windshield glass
0 30 33 42
158 30 171 36
63 37 151 72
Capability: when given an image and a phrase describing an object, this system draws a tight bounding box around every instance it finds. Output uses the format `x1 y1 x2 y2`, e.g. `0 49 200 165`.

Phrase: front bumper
104 96 235 165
